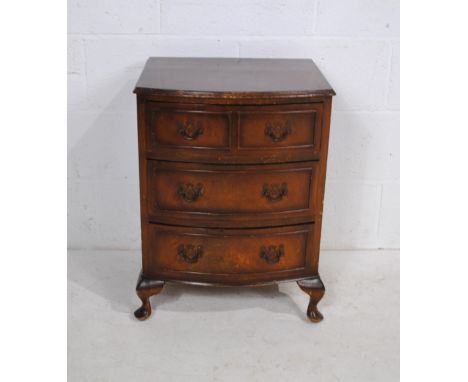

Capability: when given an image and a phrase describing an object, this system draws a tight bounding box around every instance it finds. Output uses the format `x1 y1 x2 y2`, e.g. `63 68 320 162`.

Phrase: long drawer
143 223 315 284
147 160 320 228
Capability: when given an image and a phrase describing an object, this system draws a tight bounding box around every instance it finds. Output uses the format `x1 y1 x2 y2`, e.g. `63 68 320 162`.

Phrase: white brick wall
160 1 316 36
68 0 400 249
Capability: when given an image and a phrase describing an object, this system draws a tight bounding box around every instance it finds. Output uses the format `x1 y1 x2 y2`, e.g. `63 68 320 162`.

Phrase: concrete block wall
68 0 400 249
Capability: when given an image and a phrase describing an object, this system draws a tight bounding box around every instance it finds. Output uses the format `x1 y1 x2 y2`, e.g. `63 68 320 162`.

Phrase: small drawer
145 224 311 276
147 160 319 227
146 103 231 153
238 104 323 156
143 102 325 164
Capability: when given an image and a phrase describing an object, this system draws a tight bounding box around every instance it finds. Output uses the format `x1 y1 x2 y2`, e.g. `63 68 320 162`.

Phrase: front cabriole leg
297 275 325 323
134 271 165 321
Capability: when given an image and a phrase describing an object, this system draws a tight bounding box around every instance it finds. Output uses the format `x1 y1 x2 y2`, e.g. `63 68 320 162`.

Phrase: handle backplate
177 119 204 140
260 244 285 264
262 182 288 202
177 244 204 264
177 183 204 202
265 121 292 142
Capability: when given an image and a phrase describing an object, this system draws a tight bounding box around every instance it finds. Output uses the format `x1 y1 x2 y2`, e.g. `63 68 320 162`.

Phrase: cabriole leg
134 271 165 321
297 275 325 323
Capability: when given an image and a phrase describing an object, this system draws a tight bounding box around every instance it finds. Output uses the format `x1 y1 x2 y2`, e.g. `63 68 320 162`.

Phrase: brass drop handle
177 119 204 140
265 121 292 142
260 245 285 264
177 183 204 202
177 244 204 264
262 183 288 202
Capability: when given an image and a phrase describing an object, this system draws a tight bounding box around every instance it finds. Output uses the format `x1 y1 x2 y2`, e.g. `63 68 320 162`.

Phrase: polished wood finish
134 57 335 322
145 102 324 164
146 224 312 279
146 103 231 152
134 271 165 321
147 160 319 227
238 104 322 152
297 276 326 322
135 57 335 99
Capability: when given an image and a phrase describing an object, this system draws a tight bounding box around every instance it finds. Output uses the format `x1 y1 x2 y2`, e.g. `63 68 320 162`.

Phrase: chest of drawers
133 58 335 322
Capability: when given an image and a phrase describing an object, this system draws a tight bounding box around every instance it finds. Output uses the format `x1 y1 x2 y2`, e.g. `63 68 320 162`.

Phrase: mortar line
312 0 319 33
384 41 394 109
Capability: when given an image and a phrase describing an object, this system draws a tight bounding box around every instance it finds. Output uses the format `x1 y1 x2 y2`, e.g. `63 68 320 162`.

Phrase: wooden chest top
134 57 335 100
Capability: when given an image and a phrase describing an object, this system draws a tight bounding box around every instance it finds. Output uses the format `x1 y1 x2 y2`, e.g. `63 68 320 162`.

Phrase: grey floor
68 249 399 382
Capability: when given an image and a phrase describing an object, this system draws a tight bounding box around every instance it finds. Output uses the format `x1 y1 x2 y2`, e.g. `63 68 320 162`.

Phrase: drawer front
143 102 325 164
147 161 319 227
145 224 311 276
146 103 231 152
238 104 322 153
